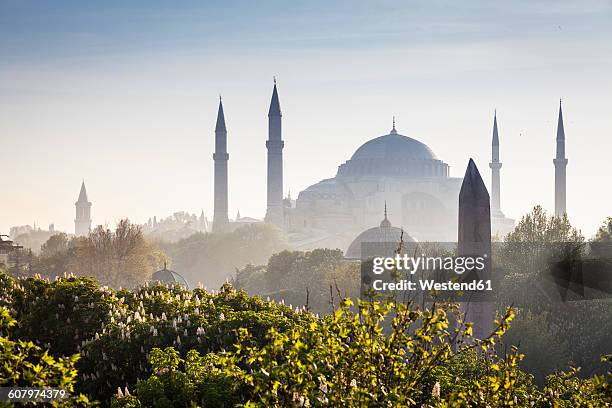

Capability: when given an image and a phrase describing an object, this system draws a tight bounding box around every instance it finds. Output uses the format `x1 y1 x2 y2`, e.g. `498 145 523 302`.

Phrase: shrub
0 307 94 407
3 270 609 407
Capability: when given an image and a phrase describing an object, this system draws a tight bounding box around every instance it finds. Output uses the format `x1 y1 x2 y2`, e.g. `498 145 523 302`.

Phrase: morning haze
1 0 611 237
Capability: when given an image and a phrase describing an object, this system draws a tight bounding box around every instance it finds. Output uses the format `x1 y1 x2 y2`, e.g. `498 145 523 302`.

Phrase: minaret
554 100 568 217
213 96 229 233
489 111 504 217
75 180 92 236
265 78 284 227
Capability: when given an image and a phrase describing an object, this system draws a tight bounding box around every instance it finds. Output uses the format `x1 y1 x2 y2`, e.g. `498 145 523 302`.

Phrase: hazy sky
1 0 611 237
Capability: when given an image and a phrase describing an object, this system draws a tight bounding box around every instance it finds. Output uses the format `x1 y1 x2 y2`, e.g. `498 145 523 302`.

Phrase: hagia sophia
72 81 570 259
210 81 529 254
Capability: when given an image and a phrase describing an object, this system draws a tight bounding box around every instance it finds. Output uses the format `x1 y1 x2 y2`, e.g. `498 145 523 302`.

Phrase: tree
496 206 611 383
34 233 74 279
160 224 288 289
40 233 70 257
590 216 612 258
236 248 360 314
68 219 166 288
593 217 612 243
497 205 584 308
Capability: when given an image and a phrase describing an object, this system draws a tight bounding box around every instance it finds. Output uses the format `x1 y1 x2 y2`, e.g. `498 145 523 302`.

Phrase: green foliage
2 267 610 407
76 282 308 403
503 205 584 245
33 232 74 279
591 216 612 257
215 299 521 407
0 307 94 407
114 297 611 407
0 272 117 357
541 363 611 407
498 206 585 309
495 207 612 384
235 248 360 314
501 310 571 383
111 348 245 408
593 217 612 243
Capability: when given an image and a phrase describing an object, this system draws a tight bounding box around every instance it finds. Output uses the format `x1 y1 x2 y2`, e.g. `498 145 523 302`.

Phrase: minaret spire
380 200 391 228
213 97 230 232
554 99 568 217
265 79 285 227
489 110 503 217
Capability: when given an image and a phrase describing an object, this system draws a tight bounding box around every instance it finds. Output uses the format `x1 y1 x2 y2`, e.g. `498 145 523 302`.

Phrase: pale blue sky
1 0 611 236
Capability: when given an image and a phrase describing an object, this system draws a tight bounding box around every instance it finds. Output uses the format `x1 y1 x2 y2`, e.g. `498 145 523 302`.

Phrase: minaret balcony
213 153 229 160
266 140 284 149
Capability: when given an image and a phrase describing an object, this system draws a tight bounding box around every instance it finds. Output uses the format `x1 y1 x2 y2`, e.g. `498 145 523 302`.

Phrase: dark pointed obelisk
459 159 491 247
265 78 284 227
458 158 493 339
554 100 568 217
213 97 229 233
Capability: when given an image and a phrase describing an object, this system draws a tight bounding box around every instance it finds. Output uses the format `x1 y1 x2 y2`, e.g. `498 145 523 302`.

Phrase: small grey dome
345 217 416 260
151 263 189 288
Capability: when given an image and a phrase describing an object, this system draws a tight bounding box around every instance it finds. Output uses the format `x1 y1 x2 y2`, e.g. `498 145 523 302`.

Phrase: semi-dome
299 178 355 201
351 129 438 161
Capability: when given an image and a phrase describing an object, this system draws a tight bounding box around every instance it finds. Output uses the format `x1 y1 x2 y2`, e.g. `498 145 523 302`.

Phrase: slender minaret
554 100 568 217
213 96 229 233
489 111 503 217
265 79 284 227
75 180 92 236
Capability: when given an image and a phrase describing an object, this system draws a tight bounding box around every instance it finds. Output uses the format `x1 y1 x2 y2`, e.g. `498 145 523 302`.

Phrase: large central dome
335 127 448 179
351 130 438 161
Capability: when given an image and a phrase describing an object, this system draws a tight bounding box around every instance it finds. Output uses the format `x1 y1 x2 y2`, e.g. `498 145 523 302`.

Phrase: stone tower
554 100 568 217
265 79 284 227
489 111 504 217
213 97 230 233
75 180 92 236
